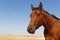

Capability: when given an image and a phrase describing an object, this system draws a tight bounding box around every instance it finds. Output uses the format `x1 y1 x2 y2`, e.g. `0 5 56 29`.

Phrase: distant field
0 36 45 40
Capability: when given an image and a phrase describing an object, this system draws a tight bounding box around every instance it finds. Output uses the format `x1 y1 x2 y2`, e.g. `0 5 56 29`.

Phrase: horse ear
31 4 34 11
39 2 42 10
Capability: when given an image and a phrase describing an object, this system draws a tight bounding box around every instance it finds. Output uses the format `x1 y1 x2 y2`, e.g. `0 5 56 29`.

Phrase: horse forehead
33 10 40 14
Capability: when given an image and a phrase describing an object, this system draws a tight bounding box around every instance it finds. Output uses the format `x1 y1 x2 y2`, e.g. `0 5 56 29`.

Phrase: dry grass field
0 35 45 40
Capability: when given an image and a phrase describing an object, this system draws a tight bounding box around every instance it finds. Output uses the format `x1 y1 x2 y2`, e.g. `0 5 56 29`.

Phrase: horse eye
36 13 40 17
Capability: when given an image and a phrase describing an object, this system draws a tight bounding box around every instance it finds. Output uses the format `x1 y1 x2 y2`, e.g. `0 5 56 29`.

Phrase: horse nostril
29 28 33 32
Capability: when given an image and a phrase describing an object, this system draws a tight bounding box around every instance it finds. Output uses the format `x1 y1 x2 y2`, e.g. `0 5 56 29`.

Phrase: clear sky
0 0 60 36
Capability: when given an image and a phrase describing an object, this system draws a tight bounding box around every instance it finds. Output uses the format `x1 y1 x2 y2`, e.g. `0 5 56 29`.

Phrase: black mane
43 10 60 20
51 14 60 20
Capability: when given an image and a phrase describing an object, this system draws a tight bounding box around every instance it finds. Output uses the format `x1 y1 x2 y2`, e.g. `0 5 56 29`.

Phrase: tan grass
0 35 45 40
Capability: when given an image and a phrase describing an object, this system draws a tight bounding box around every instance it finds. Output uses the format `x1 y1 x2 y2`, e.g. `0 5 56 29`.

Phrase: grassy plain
0 35 45 40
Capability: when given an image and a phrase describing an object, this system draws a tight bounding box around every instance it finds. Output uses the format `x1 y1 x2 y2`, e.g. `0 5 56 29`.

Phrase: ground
0 35 45 40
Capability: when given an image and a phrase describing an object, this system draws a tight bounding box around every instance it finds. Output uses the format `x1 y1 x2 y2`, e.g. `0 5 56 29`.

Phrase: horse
27 2 60 40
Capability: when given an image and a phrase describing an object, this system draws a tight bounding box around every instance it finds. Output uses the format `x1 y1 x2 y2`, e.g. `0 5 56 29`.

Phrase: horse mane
43 10 60 20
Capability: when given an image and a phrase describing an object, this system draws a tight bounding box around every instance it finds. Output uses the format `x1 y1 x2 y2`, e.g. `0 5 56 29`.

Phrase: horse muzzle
27 25 36 34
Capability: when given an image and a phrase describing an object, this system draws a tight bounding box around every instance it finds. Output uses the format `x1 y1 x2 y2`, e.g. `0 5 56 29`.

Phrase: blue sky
0 0 60 36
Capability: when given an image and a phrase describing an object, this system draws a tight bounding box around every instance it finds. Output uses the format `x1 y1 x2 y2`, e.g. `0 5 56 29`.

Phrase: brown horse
27 2 60 40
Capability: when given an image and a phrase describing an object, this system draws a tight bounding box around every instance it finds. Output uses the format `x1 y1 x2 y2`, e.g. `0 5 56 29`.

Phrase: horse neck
42 11 59 30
